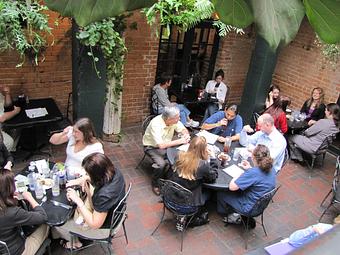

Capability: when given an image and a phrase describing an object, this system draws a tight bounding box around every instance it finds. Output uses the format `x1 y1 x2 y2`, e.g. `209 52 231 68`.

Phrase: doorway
155 21 220 89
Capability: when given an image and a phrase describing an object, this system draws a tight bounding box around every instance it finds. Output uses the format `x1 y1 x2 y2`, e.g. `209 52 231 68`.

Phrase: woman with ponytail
216 145 276 223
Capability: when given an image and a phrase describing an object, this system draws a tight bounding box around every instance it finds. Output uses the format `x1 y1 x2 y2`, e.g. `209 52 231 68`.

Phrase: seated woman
201 104 243 142
263 96 291 134
170 136 218 208
288 103 340 162
203 69 228 121
0 128 14 169
300 87 326 126
216 145 276 224
53 153 126 250
0 169 49 255
49 118 104 174
265 84 280 109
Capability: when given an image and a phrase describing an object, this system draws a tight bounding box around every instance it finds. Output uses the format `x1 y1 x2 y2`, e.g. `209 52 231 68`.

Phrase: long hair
175 136 209 180
0 168 17 212
82 153 115 188
265 96 291 119
326 103 340 127
307 87 325 108
267 84 281 102
252 145 273 173
73 118 98 145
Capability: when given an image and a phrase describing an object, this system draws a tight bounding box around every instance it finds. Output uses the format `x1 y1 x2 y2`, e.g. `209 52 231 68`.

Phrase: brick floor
13 126 339 254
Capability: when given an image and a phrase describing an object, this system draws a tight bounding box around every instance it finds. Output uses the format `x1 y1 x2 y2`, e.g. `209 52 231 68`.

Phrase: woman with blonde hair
170 136 218 207
300 87 326 126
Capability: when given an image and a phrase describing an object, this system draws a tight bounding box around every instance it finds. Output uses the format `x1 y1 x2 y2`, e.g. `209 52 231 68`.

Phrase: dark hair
253 145 273 173
0 128 3 144
0 168 17 212
82 153 115 188
267 84 281 101
214 69 224 79
225 104 239 114
73 118 98 145
326 103 340 127
265 96 291 118
159 73 172 85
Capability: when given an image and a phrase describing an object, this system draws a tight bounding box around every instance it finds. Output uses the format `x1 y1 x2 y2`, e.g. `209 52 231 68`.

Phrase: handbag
189 211 209 227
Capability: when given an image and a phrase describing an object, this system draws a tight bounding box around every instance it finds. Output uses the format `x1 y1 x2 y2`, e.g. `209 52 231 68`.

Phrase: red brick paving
14 126 339 254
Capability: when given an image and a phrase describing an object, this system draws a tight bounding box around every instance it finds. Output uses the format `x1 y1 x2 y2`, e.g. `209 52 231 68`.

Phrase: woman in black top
0 129 13 169
53 153 126 250
0 169 48 255
300 87 326 126
170 136 218 207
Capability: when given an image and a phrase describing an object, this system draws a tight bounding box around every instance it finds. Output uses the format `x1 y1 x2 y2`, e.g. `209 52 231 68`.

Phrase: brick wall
273 19 340 110
0 12 72 115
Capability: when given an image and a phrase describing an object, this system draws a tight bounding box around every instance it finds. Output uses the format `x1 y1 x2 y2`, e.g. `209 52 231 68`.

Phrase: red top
256 111 288 134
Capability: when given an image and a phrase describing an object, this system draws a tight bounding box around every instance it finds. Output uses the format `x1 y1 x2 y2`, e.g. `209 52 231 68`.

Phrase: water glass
34 182 44 199
233 148 240 162
66 167 76 180
52 173 60 197
28 172 36 191
223 136 232 154
42 166 50 178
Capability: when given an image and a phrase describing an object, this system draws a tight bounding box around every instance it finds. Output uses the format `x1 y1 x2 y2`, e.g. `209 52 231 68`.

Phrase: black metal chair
151 179 199 251
302 134 336 169
225 186 281 249
319 156 340 222
151 89 161 115
136 115 156 169
0 238 51 255
277 148 289 175
68 183 131 254
250 112 261 130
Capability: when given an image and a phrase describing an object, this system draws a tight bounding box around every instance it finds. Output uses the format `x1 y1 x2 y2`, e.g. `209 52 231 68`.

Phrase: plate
218 153 231 161
37 178 53 189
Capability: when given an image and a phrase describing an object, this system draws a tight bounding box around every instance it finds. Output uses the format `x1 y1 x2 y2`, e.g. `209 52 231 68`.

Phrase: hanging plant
0 0 53 67
76 16 129 111
315 36 340 69
143 0 214 36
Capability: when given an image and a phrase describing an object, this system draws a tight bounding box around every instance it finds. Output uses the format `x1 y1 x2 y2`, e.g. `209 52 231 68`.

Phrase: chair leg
244 217 250 250
180 228 184 252
122 220 128 244
320 190 332 207
136 154 146 169
151 205 166 235
70 236 74 255
319 201 334 222
261 214 267 236
321 152 326 167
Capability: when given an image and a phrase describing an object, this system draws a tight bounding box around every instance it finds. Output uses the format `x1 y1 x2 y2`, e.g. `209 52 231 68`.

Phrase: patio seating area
13 125 339 255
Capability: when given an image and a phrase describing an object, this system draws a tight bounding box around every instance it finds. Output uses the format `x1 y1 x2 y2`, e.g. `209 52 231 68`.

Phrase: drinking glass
35 182 44 199
28 172 36 191
52 173 60 197
223 136 232 154
42 165 50 178
232 148 240 162
66 167 76 180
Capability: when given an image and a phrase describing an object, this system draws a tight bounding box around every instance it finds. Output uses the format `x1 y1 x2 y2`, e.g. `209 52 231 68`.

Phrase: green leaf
45 0 157 27
249 0 305 51
212 0 253 28
303 0 340 44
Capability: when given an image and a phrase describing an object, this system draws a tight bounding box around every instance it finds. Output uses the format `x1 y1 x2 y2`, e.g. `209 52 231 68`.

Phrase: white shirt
205 80 228 109
65 134 104 172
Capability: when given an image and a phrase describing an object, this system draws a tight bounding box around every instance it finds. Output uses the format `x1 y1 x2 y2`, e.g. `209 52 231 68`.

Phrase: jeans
177 104 190 125
203 103 219 122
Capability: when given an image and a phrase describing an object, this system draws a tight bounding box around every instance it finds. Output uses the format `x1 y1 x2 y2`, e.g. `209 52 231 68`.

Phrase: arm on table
0 106 20 123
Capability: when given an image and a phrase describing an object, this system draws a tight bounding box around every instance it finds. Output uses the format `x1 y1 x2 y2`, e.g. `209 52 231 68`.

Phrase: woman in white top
49 118 104 171
203 69 228 121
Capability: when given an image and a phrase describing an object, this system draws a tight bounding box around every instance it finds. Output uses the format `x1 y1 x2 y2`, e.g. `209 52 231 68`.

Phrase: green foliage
76 17 127 111
304 0 340 44
45 0 157 27
143 0 214 35
211 0 253 28
0 0 52 67
315 36 340 68
213 20 244 37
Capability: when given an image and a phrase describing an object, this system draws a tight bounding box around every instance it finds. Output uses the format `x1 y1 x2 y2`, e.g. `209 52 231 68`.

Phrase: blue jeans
177 104 191 125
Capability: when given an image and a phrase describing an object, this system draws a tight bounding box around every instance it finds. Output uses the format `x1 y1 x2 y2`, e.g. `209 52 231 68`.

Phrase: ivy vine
315 36 340 69
76 16 129 111
0 0 52 67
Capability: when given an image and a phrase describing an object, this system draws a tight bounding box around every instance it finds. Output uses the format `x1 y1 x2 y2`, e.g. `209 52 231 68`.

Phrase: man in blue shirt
201 104 243 142
239 113 287 173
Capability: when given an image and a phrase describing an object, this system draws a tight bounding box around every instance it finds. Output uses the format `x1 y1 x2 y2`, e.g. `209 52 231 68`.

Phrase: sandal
222 213 241 225
60 240 83 251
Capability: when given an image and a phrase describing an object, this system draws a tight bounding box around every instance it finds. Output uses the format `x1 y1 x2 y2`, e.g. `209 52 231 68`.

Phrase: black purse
189 211 209 227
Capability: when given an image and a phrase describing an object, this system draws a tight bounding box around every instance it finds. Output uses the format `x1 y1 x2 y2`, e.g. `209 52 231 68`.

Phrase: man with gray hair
240 113 286 173
143 105 190 195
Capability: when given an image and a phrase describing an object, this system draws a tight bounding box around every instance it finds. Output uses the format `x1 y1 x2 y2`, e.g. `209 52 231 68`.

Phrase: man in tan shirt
143 105 190 195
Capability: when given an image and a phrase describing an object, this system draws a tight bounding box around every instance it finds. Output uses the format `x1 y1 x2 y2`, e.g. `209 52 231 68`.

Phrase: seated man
0 86 20 151
143 105 190 195
201 104 243 142
240 113 286 173
153 73 199 128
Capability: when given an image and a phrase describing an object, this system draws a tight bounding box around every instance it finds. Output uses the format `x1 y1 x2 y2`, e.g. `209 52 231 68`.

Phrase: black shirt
0 143 13 167
92 168 126 228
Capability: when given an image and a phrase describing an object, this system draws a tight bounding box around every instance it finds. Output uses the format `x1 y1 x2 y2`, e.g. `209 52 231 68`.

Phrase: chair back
316 134 336 154
0 240 10 255
250 112 261 129
141 115 155 135
278 148 289 174
332 156 340 196
159 179 198 215
109 183 132 239
151 89 160 115
247 186 281 217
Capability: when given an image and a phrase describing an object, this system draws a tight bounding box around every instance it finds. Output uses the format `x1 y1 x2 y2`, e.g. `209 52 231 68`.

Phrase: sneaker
222 213 241 224
190 120 200 128
176 216 186 231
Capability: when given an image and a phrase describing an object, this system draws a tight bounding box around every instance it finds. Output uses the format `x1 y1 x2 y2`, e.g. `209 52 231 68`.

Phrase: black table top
169 87 217 105
287 119 308 130
4 98 63 129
